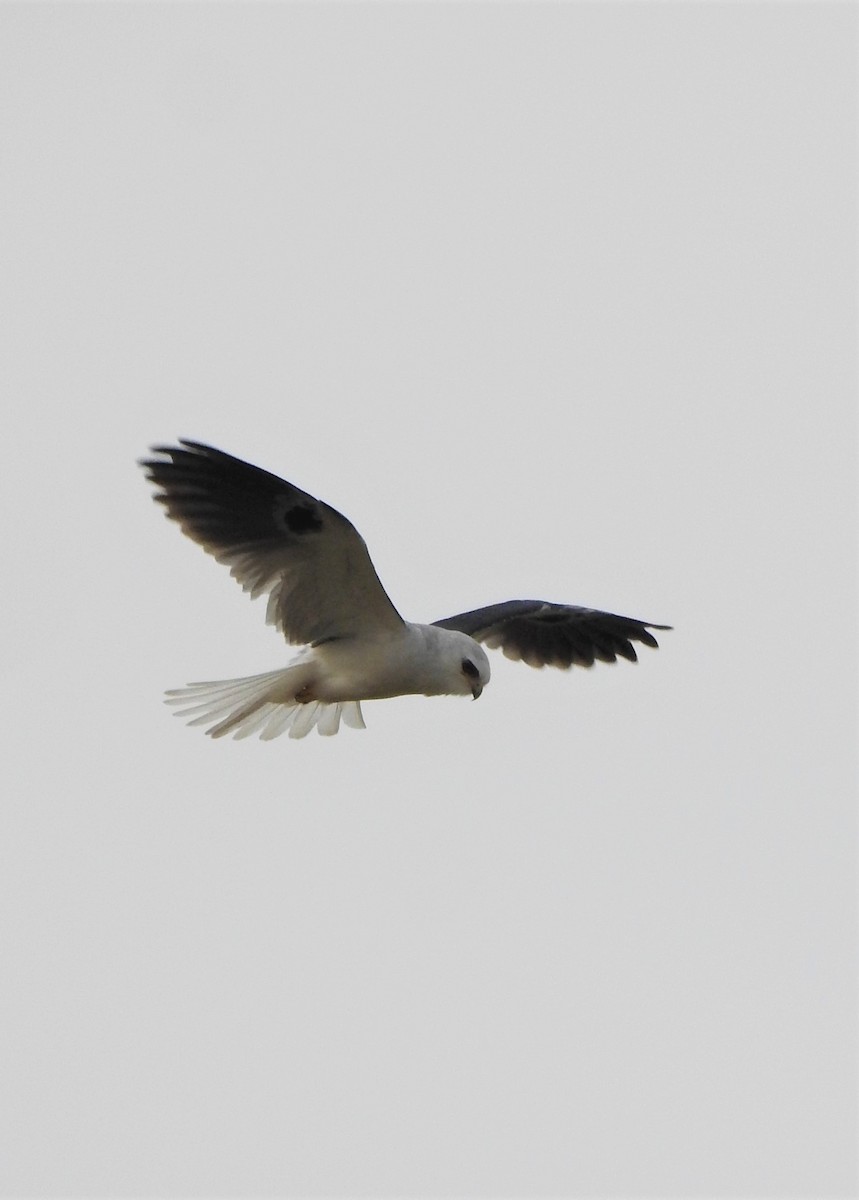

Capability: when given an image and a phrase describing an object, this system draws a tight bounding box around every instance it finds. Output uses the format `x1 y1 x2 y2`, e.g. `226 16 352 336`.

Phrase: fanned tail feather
164 667 365 740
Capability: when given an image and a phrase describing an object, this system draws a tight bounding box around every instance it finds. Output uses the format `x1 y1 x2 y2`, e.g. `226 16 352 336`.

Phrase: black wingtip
139 440 224 484
637 622 673 650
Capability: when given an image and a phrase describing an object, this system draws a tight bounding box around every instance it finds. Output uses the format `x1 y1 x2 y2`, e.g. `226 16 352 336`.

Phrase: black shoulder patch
280 502 323 534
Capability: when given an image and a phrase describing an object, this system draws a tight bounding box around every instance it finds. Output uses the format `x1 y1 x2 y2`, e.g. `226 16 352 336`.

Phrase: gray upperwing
434 601 671 669
141 440 404 646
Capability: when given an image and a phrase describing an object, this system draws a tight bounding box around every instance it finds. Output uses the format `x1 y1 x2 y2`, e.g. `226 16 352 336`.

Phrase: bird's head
442 631 491 700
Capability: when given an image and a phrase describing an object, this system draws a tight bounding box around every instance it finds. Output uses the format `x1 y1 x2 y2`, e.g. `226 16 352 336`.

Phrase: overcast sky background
1 4 856 1197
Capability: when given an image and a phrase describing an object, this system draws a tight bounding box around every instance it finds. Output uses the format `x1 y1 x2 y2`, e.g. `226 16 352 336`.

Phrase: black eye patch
461 658 480 679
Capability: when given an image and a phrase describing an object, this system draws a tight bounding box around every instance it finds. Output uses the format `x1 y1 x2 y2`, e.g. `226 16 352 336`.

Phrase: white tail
164 665 365 740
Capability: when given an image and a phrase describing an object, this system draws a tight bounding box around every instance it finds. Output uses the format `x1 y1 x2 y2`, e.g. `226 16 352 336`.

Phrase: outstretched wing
141 440 404 646
433 601 670 669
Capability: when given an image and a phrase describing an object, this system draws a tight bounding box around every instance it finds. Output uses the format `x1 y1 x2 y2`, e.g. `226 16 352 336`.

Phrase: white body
166 623 490 739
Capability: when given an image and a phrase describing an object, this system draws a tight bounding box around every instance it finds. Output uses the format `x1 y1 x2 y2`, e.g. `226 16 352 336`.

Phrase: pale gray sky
1 3 856 1196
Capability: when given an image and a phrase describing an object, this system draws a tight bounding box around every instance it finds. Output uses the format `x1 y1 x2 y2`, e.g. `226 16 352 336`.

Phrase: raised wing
141 440 404 646
433 600 670 669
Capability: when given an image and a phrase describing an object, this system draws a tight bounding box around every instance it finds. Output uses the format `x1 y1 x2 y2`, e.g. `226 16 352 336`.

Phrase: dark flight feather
434 600 670 670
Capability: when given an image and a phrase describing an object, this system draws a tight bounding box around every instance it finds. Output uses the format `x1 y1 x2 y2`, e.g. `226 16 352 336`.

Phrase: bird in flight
141 440 670 740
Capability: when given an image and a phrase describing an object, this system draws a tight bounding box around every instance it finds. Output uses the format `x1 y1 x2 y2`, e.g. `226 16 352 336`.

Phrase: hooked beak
471 683 483 701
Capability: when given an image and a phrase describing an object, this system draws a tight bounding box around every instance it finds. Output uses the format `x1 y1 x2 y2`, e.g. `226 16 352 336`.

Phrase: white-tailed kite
141 440 670 740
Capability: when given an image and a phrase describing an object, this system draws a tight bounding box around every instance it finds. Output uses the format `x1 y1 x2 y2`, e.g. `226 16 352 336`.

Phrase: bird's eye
461 659 479 680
